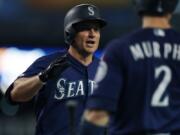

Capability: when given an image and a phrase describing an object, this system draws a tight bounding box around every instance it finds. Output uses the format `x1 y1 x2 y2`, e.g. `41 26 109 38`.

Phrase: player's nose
88 28 97 38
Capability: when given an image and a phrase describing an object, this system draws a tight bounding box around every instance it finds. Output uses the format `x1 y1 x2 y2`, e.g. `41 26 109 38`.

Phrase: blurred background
1 0 180 135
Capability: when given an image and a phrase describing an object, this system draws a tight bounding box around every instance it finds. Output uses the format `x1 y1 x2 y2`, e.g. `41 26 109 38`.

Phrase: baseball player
5 4 106 135
79 0 180 135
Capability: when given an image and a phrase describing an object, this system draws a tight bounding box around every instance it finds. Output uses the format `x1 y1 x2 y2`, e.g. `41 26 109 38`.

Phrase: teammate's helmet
133 0 178 16
64 4 107 45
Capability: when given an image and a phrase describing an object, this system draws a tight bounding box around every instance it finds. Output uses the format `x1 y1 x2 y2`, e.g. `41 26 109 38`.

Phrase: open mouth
86 41 95 48
86 40 95 44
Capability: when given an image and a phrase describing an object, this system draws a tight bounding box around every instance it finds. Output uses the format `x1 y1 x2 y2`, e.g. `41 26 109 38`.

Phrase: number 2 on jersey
151 65 172 107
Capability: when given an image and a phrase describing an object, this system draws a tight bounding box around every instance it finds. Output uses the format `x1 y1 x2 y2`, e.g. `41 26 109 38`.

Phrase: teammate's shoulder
107 28 167 46
168 28 180 36
121 28 149 41
105 29 139 48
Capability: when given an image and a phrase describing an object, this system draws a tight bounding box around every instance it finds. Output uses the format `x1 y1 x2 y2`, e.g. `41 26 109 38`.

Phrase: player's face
73 21 101 55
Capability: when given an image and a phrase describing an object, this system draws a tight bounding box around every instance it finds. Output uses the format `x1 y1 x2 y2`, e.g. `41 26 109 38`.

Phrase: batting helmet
133 0 178 16
64 4 107 45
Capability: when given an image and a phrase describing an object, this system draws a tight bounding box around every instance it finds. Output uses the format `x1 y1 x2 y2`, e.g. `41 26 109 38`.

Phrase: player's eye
92 26 100 31
74 23 100 32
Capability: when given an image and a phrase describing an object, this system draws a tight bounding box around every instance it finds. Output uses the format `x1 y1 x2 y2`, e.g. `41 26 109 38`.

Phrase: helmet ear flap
64 32 71 45
64 28 76 45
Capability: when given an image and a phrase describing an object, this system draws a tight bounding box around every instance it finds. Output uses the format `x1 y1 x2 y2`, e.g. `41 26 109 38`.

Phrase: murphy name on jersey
130 41 180 61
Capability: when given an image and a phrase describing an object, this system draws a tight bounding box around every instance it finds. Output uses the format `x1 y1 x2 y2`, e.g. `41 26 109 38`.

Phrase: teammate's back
79 0 180 135
105 27 180 134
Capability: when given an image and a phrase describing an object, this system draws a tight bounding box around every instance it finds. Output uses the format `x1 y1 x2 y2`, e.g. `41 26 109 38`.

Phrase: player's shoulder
36 50 67 63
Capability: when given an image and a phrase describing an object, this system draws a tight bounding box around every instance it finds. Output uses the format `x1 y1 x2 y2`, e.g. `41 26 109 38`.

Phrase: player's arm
8 76 44 102
5 54 69 104
79 109 109 135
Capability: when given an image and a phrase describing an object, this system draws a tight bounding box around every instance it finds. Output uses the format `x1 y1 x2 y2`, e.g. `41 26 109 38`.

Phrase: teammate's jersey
20 51 100 135
87 28 180 135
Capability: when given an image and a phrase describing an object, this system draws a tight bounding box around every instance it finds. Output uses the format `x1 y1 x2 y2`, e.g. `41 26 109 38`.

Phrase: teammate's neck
142 15 171 29
68 46 93 66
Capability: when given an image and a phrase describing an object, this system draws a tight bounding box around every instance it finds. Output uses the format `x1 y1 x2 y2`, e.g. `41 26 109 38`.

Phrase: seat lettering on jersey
129 41 180 61
89 80 95 94
54 78 95 100
75 80 84 96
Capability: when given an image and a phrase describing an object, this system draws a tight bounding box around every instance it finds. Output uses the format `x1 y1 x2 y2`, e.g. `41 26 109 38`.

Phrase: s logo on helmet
88 6 95 16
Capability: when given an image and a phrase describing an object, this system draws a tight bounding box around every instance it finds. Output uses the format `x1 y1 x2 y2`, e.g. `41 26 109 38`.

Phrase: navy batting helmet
133 0 179 16
64 4 107 45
